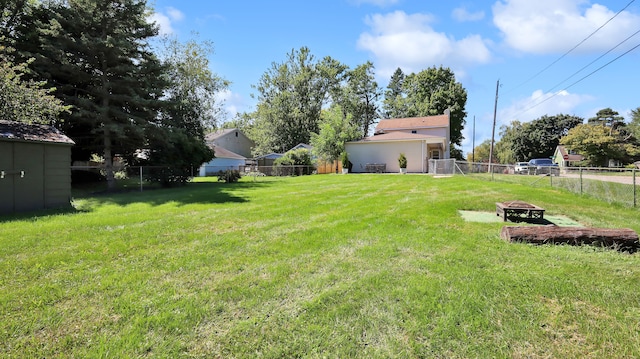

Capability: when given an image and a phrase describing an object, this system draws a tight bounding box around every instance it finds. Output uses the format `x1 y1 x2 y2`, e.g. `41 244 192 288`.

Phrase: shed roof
0 120 74 145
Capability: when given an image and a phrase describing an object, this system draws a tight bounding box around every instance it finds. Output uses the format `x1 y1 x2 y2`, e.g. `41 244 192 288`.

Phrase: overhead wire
501 0 637 97
513 41 640 117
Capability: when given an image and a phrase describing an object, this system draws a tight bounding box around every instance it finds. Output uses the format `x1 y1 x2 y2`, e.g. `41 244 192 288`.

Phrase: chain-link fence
431 160 639 207
70 164 317 193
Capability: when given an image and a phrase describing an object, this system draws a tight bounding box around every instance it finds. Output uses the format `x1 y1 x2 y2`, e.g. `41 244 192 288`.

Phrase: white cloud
452 7 485 22
499 89 593 125
216 89 249 119
148 7 185 36
357 11 492 78
166 7 185 22
493 0 640 54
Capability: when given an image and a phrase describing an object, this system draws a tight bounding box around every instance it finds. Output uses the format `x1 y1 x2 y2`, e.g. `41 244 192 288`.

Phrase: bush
398 153 407 169
341 151 349 168
217 169 241 183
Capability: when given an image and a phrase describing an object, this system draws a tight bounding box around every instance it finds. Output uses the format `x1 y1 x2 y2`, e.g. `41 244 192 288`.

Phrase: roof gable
0 120 74 145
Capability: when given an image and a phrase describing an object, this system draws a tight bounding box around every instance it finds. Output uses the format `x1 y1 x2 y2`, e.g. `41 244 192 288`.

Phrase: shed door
0 142 14 214
13 143 45 212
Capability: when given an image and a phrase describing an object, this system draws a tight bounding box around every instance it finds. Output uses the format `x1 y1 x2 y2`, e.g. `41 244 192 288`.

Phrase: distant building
345 111 450 173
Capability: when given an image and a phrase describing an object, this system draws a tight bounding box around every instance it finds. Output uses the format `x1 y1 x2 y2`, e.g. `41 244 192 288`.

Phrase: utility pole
488 79 499 173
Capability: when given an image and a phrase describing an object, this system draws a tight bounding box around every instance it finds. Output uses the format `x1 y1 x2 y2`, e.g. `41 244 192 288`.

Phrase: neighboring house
205 128 254 158
255 153 284 167
0 120 74 214
552 145 584 168
289 143 313 152
345 110 451 173
199 128 254 176
199 146 246 176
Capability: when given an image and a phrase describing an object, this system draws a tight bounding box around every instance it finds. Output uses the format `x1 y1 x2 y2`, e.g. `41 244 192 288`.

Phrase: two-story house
345 110 450 173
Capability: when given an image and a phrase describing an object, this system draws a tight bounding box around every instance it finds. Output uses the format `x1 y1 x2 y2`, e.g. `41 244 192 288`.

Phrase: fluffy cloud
357 11 491 77
493 0 640 54
148 7 185 36
452 7 485 22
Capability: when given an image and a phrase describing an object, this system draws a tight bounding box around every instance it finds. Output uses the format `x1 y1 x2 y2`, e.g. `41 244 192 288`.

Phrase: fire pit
496 201 545 222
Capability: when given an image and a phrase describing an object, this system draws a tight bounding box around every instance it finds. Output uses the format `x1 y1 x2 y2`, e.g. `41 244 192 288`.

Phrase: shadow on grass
0 180 275 222
73 180 275 208
0 206 86 223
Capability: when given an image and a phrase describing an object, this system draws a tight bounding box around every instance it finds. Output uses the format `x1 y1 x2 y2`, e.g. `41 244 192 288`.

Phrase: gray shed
0 121 75 214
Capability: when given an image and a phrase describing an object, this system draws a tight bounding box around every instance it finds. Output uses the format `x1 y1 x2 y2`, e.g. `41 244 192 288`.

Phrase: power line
517 27 640 114
502 0 637 96
514 41 640 117
544 28 640 94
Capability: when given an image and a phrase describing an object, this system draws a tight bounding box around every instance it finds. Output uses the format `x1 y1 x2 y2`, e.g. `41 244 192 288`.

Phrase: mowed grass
1 174 640 358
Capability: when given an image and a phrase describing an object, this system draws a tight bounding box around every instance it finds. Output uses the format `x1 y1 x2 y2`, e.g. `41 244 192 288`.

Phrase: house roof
375 114 449 133
212 146 245 160
289 143 312 151
555 145 584 162
350 132 445 144
205 128 237 142
255 153 284 160
0 120 74 145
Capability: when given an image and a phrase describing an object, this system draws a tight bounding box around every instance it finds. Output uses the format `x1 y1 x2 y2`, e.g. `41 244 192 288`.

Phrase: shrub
398 153 407 169
341 151 349 168
217 169 241 183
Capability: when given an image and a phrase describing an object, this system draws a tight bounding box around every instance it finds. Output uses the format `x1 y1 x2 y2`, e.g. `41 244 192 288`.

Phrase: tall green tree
628 107 640 141
382 67 406 119
507 114 583 161
587 108 625 130
310 105 360 166
12 0 165 189
249 47 346 155
142 36 228 185
385 66 467 158
0 50 69 123
341 61 381 138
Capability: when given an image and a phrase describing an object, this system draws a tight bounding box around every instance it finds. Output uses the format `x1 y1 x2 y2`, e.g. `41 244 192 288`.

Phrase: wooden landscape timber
500 225 640 252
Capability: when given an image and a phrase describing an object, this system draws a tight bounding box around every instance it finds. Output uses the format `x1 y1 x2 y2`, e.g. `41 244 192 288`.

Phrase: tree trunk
501 225 639 252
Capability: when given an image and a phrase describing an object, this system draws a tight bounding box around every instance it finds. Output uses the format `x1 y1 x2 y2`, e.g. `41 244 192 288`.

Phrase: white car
514 162 529 174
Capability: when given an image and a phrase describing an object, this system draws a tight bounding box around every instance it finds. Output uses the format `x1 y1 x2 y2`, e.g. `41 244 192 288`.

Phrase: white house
198 128 254 176
345 111 450 173
199 146 246 176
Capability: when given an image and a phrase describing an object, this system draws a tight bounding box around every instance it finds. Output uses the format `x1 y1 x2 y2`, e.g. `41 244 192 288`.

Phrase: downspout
422 140 425 173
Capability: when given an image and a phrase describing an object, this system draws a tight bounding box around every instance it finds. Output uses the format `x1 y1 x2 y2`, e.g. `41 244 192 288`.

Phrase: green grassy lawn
2 174 640 358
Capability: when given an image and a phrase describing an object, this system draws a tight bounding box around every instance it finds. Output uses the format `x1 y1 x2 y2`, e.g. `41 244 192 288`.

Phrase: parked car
514 162 529 174
528 158 559 175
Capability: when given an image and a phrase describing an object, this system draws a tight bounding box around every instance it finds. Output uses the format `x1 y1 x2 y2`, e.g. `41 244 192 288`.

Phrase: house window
430 150 440 160
411 130 417 134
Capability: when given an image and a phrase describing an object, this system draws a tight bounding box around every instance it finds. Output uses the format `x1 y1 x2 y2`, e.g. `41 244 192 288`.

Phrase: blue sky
148 0 640 155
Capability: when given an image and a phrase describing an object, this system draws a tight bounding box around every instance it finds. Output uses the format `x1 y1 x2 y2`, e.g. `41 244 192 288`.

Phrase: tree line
224 47 468 163
2 0 469 186
470 108 640 167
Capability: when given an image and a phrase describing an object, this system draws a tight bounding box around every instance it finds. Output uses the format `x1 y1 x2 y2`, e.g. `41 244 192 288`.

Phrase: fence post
579 168 583 195
139 166 143 192
634 169 637 208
